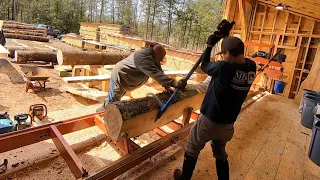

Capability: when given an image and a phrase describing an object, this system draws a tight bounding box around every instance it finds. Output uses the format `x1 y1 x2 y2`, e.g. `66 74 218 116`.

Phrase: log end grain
104 104 124 140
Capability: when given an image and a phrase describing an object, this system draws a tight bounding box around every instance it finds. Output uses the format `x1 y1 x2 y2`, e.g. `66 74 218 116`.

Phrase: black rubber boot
216 159 229 180
174 153 198 180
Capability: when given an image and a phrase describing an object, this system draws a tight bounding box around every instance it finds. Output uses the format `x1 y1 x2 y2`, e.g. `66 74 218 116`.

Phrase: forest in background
0 0 225 51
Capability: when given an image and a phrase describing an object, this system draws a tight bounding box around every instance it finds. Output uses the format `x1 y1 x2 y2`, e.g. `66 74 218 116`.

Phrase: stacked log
2 21 49 42
57 50 133 65
100 33 145 50
15 50 57 63
6 46 55 58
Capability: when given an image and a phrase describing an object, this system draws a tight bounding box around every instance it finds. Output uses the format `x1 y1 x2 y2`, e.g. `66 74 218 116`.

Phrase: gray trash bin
301 95 320 129
308 121 320 166
299 89 320 113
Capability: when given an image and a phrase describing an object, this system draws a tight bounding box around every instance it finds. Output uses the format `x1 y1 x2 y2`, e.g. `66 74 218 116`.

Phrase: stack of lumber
79 23 100 42
62 34 84 48
100 33 145 50
2 21 49 42
99 24 123 35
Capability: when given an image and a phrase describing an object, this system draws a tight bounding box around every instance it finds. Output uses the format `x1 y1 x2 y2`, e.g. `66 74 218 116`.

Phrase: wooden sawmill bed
0 90 262 179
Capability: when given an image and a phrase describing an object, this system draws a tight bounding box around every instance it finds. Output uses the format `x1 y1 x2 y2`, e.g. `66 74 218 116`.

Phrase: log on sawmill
15 50 57 63
4 33 49 42
6 46 56 58
2 24 46 30
57 50 133 65
3 29 46 37
104 82 209 141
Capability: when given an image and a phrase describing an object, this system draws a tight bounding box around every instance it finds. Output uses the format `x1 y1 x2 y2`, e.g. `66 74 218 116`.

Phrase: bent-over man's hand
173 79 187 90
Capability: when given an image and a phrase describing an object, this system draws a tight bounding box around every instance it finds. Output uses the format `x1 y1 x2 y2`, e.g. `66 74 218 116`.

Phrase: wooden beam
50 125 87 178
238 0 248 41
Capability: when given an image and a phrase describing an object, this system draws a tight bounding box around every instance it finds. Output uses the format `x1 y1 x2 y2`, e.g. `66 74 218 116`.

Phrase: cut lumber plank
57 50 132 65
65 86 108 102
4 33 49 42
63 75 110 83
15 50 57 63
104 82 209 140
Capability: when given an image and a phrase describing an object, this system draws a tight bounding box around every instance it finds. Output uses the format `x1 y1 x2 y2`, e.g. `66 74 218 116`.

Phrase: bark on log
57 50 132 65
2 24 46 30
4 29 47 34
3 29 46 37
104 82 209 140
4 33 49 42
15 50 57 63
6 46 55 58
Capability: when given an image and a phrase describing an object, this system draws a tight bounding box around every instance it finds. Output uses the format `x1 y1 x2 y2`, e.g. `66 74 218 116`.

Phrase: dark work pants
186 114 234 160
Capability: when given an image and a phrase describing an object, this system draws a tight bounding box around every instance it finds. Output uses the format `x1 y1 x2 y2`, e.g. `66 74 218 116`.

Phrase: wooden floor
139 93 320 180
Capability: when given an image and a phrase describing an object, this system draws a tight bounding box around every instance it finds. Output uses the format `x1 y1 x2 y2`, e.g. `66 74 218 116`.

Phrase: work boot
173 153 198 180
216 159 229 180
96 104 105 112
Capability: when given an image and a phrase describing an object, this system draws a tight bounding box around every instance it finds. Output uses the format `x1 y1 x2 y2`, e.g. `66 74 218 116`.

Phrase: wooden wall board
228 0 320 99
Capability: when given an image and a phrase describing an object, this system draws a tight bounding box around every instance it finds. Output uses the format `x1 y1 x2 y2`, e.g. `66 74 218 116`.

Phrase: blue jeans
104 79 126 107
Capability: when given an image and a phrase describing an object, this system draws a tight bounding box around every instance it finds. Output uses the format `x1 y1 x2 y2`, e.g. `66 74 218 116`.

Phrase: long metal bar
86 122 194 180
0 112 103 153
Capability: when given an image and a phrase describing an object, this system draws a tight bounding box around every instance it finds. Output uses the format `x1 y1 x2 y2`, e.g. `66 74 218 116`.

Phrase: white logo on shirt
232 70 256 84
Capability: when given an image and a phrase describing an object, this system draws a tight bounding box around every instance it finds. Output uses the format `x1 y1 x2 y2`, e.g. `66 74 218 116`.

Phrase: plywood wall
228 0 320 99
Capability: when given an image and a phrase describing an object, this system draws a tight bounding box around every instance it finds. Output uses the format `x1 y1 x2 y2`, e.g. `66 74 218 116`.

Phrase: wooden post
50 125 87 178
182 107 193 126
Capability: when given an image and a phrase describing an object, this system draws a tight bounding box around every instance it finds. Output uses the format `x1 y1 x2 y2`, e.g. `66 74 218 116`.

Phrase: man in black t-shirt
174 20 256 180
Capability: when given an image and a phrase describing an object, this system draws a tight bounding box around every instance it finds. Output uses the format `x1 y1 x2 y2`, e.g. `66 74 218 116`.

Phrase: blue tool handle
156 89 180 120
156 56 203 120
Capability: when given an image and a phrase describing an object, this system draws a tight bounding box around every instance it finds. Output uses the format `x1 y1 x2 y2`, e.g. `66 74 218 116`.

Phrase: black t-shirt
200 58 256 124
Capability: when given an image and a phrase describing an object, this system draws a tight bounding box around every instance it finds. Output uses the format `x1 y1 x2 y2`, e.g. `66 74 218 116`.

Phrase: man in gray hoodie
96 44 186 112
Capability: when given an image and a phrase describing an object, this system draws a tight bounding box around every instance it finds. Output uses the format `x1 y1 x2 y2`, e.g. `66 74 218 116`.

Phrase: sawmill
0 0 319 179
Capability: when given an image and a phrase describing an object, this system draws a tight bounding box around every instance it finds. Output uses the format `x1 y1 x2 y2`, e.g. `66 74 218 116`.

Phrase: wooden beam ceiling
258 0 320 20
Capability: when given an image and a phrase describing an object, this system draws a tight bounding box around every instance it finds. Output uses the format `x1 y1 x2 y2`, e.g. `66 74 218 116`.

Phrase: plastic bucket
308 121 320 166
301 96 320 129
274 81 285 93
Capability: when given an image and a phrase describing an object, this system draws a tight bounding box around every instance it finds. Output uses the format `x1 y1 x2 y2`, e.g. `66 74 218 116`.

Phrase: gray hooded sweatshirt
111 46 175 91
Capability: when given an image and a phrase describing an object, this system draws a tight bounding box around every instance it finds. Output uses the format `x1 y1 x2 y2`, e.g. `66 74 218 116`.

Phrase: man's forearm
200 46 213 73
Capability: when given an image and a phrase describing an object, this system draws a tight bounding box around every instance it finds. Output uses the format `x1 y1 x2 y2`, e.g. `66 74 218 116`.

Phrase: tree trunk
104 82 209 140
6 46 55 58
100 0 105 23
150 0 157 40
4 33 50 42
57 50 132 65
11 0 18 20
15 50 58 63
3 29 46 37
145 0 151 40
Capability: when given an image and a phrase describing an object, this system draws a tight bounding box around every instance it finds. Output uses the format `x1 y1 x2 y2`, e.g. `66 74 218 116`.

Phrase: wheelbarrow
21 66 50 92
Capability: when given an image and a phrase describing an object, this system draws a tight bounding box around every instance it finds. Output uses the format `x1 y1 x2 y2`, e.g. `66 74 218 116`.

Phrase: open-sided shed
224 0 320 102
